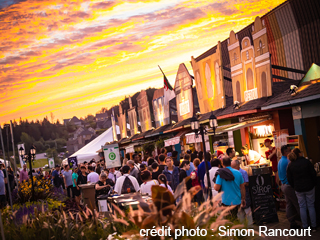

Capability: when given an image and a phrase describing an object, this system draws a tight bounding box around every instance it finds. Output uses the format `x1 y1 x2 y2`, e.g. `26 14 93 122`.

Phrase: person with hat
264 139 278 173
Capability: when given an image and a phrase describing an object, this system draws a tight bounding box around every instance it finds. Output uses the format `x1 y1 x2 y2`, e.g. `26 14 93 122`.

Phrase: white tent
63 126 116 165
0 158 10 166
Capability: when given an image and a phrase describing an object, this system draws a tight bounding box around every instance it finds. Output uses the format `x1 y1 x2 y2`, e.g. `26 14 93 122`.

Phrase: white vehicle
44 164 49 168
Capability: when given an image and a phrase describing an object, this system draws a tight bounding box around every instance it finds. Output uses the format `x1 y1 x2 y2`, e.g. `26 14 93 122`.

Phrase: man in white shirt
87 166 100 183
108 168 121 183
140 170 158 196
114 166 140 194
204 159 222 197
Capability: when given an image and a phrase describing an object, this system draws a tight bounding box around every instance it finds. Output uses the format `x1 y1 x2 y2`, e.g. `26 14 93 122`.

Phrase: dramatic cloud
0 0 286 123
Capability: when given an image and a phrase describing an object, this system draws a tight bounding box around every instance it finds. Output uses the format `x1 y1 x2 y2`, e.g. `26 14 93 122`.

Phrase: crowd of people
0 143 317 232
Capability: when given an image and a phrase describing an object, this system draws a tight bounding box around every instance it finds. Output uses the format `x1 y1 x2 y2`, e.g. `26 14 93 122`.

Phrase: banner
17 143 25 168
48 158 55 169
68 156 78 169
103 144 121 168
272 129 289 160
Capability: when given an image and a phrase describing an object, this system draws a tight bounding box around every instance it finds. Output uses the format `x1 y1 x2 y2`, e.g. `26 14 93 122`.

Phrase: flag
158 65 173 91
158 65 175 125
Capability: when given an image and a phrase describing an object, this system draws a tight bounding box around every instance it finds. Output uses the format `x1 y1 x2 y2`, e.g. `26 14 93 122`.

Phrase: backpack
121 176 136 194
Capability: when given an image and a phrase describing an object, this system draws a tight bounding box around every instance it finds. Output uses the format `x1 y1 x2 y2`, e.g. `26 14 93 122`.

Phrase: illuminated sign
179 100 190 116
244 88 258 101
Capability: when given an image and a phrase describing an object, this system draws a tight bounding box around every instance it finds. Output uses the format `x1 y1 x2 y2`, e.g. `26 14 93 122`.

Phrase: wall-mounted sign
191 41 226 113
228 16 272 103
128 96 139 136
118 103 127 139
103 144 121 168
244 88 258 101
179 100 190 116
174 63 194 122
137 90 152 132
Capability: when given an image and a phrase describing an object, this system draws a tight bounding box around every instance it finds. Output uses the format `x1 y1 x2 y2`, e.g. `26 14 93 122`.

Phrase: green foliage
20 132 35 151
45 148 58 161
142 143 155 156
155 138 164 149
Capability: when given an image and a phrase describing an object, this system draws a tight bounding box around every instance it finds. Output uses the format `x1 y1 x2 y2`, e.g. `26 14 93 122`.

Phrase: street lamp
19 145 36 201
190 112 218 200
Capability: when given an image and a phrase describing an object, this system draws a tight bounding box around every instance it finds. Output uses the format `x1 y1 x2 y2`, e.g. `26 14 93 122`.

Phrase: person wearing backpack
114 165 140 194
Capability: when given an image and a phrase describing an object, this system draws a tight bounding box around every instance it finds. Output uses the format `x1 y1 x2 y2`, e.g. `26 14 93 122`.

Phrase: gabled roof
95 112 109 118
299 63 320 86
79 129 94 136
262 81 320 110
70 116 81 122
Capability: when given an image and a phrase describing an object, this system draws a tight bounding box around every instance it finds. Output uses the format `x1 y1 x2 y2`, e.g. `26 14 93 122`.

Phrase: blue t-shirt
63 170 73 187
239 168 249 183
278 156 290 185
186 162 195 176
216 166 244 206
198 161 211 188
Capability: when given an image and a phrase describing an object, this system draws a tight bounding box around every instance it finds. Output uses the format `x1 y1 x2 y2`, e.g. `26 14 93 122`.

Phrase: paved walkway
253 211 320 239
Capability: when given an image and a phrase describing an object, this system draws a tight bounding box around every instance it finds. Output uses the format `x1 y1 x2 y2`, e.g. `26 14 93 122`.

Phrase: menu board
249 174 278 223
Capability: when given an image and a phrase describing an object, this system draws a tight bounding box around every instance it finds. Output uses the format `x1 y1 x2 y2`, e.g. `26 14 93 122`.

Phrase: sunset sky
0 0 286 124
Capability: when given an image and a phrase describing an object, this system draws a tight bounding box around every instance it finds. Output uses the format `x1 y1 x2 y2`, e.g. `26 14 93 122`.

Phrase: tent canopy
63 126 115 165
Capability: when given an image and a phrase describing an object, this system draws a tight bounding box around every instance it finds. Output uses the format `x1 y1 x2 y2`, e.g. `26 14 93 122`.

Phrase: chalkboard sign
249 174 278 223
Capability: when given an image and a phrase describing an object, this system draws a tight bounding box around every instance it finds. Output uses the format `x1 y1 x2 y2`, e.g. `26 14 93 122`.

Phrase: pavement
253 211 320 239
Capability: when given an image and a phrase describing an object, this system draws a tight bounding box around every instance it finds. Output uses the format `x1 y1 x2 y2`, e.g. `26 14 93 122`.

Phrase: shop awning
164 130 190 147
185 132 209 144
210 117 270 135
125 144 136 153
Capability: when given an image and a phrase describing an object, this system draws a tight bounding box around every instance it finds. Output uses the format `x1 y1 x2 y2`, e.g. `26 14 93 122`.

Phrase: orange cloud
0 0 286 124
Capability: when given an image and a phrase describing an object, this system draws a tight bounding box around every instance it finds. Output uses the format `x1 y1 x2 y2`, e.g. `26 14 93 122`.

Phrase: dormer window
259 40 263 55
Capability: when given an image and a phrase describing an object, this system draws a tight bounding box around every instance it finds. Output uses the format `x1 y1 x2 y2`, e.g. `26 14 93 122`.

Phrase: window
246 51 249 60
205 63 214 98
234 52 237 64
261 72 267 97
246 68 254 90
259 40 263 55
195 72 203 99
236 81 241 102
215 62 221 95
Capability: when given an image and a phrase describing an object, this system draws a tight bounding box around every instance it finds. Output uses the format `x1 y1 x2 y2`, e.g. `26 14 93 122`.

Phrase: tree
20 132 34 150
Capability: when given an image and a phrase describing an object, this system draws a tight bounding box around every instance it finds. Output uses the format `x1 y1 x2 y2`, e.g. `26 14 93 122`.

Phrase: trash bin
79 183 96 211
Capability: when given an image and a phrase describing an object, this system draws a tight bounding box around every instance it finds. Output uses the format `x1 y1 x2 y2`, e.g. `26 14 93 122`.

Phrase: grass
32 158 48 169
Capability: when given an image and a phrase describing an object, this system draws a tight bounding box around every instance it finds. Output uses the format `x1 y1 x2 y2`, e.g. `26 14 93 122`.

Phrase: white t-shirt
159 183 173 195
108 171 121 183
204 167 219 197
247 150 266 164
87 172 100 183
140 180 158 196
114 174 140 194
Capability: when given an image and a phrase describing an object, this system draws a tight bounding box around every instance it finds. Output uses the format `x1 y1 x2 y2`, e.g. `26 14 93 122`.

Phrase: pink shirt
20 169 29 183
